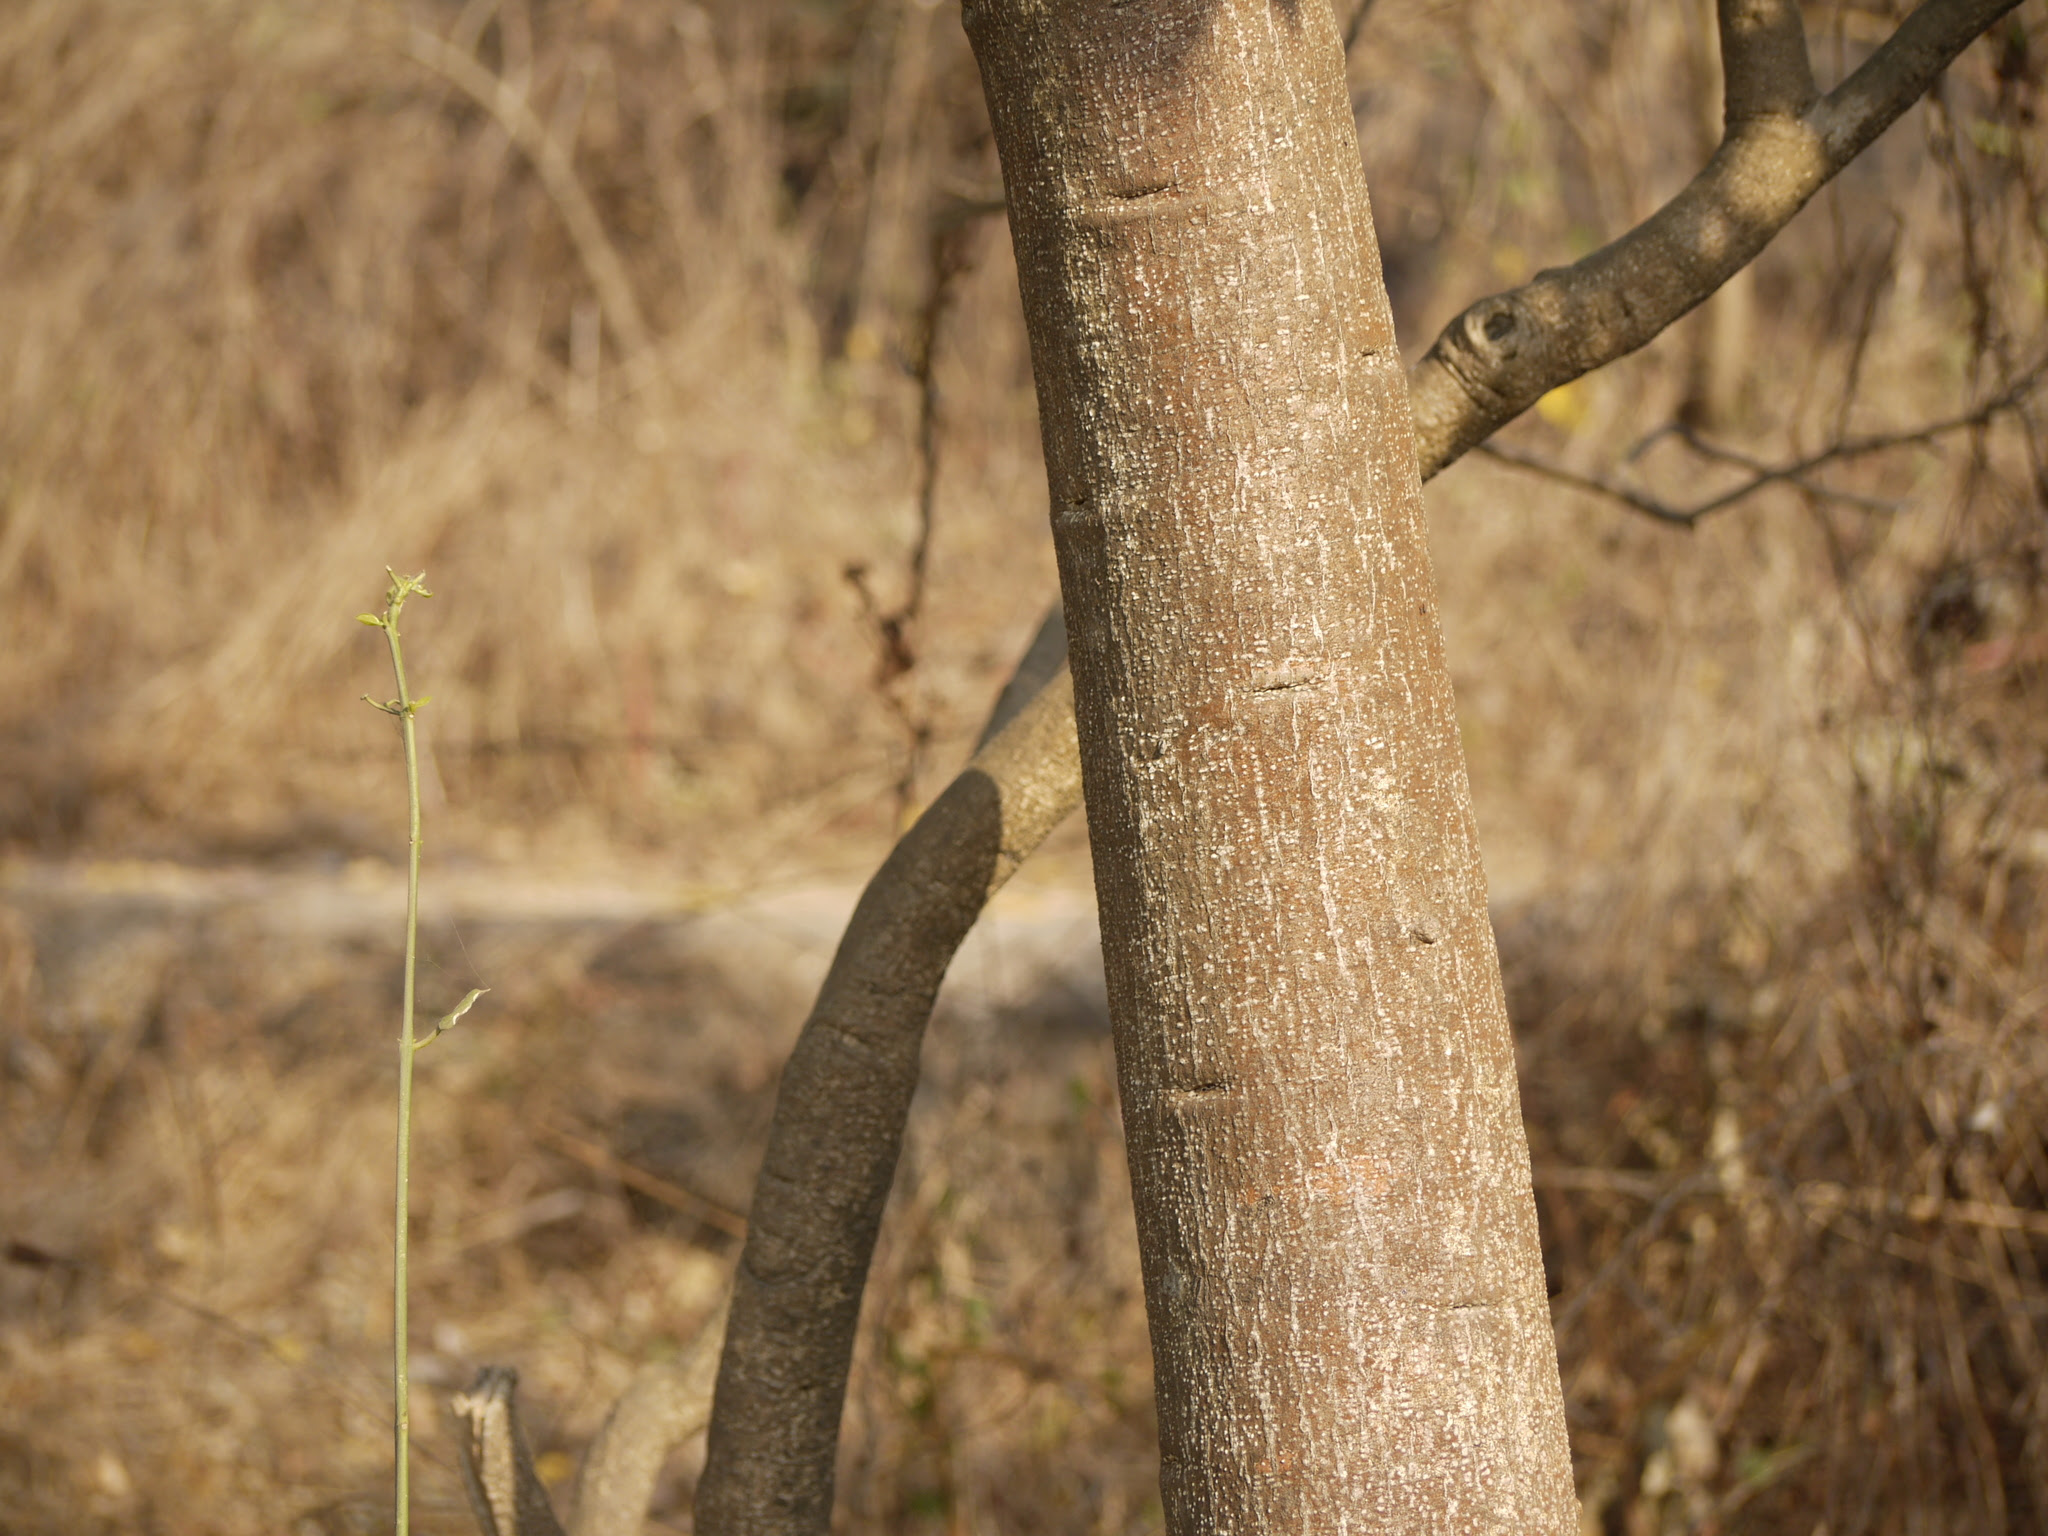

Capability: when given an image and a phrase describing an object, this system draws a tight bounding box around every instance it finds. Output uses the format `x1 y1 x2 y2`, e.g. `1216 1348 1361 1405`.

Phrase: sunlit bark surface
964 3 1577 1531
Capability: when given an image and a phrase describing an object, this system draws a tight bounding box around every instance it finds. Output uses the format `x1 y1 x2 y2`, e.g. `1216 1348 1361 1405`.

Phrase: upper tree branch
1407 0 2024 477
1718 0 1818 125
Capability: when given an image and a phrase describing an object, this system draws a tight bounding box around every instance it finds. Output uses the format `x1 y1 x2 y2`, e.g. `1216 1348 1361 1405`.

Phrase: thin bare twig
847 218 981 823
1479 359 2048 526
1530 1166 1665 1198
531 1119 747 1240
1797 1180 2048 1240
909 223 975 640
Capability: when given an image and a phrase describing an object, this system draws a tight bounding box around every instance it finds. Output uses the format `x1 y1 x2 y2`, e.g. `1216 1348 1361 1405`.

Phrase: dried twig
1478 358 2046 526
1796 1180 2048 1240
909 223 976 654
1530 1166 1664 1198
531 1119 747 1241
846 216 983 822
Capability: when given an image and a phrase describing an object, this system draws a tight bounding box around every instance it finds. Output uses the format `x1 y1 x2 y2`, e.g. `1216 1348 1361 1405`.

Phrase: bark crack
1249 667 1328 694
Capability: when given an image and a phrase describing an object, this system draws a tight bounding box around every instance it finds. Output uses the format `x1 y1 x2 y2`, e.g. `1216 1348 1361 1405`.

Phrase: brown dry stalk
453 1367 569 1536
529 1118 748 1240
394 20 656 375
675 5 2027 1534
856 213 983 823
1797 1180 2048 1241
453 1298 729 1536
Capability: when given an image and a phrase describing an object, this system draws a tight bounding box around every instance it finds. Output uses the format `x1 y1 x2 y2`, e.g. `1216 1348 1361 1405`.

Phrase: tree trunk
963 3 1577 1532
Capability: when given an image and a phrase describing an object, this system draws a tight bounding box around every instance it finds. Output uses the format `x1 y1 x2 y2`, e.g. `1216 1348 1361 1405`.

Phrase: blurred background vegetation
2 1 2045 1533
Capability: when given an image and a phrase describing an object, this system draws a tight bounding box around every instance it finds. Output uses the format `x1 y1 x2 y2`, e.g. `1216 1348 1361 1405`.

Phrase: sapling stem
358 568 437 1536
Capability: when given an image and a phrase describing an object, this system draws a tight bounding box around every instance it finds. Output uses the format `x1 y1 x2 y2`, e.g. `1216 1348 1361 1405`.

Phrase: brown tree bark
962 2 1575 1532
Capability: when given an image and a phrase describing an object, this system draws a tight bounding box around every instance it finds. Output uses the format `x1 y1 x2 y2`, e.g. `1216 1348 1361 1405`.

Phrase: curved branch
695 5 2020 1532
695 671 1083 1536
1407 0 2022 473
974 605 1069 750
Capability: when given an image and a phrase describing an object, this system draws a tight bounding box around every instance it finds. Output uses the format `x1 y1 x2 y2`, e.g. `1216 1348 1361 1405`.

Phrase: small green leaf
439 987 489 1032
357 613 386 627
417 986 490 1049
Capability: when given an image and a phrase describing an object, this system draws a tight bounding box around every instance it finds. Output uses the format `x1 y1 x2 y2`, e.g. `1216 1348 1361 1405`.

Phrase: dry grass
2 1 2046 1533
